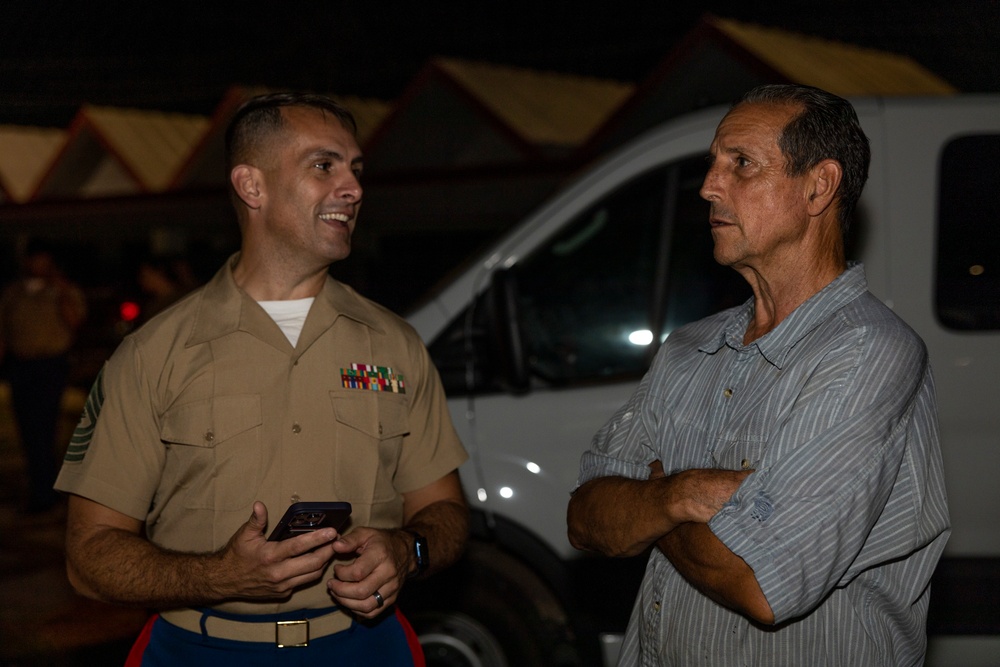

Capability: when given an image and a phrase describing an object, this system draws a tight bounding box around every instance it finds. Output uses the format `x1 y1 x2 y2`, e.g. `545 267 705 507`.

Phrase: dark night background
1 1 998 128
0 4 997 664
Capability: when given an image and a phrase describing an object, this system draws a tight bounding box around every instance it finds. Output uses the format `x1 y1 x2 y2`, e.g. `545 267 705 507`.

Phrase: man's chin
327 243 351 264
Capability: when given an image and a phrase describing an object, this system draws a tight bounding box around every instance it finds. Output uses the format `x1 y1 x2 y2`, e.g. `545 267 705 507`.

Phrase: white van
402 95 1000 667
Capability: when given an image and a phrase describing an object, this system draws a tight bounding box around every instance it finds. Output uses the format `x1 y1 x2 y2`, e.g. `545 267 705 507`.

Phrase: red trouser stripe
396 607 426 667
124 614 158 667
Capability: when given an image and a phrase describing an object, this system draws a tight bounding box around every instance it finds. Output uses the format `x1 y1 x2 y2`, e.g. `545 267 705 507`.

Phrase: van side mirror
486 266 530 394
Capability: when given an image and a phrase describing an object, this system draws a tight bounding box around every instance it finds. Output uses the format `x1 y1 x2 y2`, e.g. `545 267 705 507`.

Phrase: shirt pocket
330 391 410 506
160 394 263 511
707 400 772 471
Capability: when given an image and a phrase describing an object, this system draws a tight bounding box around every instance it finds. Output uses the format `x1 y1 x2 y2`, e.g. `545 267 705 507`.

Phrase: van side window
430 154 749 395
515 166 668 383
936 135 1000 330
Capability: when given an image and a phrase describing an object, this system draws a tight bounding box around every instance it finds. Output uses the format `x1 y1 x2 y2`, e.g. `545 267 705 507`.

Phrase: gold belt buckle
276 619 309 648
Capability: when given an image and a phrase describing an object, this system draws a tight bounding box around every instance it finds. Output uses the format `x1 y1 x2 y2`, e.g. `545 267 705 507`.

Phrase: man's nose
700 166 721 202
337 173 362 202
698 171 718 201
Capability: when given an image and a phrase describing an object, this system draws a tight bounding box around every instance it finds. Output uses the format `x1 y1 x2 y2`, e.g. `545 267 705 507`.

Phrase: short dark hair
224 92 358 173
735 84 871 234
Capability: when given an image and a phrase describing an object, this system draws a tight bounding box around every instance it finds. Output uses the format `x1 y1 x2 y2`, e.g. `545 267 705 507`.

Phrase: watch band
404 529 428 578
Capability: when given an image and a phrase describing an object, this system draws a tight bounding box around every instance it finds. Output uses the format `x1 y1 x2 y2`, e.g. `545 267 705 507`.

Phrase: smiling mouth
320 212 352 224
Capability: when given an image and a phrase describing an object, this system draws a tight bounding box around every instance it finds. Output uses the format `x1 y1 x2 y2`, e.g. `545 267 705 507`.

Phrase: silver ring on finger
373 590 385 608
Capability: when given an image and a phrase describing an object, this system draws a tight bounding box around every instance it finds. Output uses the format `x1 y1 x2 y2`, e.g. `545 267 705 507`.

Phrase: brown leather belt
160 607 353 647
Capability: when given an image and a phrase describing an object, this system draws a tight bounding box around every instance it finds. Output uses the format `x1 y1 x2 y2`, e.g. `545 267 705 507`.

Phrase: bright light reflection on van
499 487 514 499
526 462 541 474
629 329 653 346
477 488 488 502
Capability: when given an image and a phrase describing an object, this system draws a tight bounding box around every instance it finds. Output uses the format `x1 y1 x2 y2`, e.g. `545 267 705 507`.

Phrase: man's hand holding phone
267 501 352 541
212 501 349 601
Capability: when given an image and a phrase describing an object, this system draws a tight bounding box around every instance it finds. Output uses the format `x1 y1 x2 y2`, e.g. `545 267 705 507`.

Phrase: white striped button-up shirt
578 264 950 666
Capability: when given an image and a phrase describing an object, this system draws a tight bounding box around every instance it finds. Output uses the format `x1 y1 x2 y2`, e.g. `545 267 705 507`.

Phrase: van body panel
455 383 637 559
877 96 1000 555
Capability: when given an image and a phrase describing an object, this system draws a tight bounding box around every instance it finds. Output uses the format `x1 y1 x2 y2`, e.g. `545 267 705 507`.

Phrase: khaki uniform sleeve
55 336 165 520
391 329 468 494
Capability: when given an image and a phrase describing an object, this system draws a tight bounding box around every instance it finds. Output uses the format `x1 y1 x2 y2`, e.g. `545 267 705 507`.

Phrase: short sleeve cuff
575 450 653 490
708 493 798 623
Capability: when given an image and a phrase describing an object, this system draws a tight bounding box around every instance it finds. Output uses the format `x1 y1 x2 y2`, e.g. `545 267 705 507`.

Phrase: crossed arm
65 470 468 619
566 463 774 624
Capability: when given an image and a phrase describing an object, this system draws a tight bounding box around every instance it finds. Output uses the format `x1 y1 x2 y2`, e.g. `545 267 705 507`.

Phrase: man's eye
315 162 332 171
736 157 751 168
352 168 363 180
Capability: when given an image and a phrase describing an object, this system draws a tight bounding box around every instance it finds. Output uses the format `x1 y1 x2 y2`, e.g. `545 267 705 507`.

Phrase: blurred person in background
135 254 195 325
0 238 86 515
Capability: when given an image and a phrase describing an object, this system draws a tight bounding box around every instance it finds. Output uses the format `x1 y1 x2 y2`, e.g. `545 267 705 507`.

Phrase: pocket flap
161 395 262 446
331 392 409 439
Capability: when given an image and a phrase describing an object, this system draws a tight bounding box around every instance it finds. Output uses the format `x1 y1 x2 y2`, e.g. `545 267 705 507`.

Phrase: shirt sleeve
575 319 719 488
576 370 666 488
708 321 946 623
55 336 165 520
391 329 469 494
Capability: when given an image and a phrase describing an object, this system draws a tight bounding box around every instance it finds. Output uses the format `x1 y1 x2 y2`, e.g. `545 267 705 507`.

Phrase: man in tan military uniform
55 92 469 666
1 239 86 514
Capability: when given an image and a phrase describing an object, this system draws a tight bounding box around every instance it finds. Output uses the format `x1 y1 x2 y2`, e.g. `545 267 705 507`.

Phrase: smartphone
267 501 352 541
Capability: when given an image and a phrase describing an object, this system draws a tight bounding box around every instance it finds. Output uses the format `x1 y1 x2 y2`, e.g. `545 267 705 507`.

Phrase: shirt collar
186 253 385 347
699 263 869 369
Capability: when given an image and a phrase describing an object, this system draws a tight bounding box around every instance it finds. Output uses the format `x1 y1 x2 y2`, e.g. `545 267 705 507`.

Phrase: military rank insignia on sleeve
65 366 105 462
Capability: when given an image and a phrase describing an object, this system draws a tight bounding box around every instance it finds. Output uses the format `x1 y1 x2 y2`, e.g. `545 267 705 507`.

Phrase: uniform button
290 494 301 504
723 388 733 398
653 601 661 612
378 422 383 435
204 429 214 443
741 459 751 469
292 422 301 434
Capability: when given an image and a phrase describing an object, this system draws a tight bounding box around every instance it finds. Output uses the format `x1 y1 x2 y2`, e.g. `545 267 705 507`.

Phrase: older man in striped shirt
568 84 949 666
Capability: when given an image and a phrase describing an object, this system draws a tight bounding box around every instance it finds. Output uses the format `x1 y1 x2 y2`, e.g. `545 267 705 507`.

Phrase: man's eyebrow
714 143 758 162
304 148 364 165
721 143 749 154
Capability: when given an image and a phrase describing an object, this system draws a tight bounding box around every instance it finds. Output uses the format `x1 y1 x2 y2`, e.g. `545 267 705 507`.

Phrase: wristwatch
405 530 428 578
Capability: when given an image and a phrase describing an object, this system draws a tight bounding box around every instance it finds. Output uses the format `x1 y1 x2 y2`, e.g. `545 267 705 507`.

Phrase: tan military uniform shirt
56 256 468 614
0 278 86 359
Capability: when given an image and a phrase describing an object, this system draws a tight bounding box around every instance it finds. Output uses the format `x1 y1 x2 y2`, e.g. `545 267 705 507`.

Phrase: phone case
267 501 352 541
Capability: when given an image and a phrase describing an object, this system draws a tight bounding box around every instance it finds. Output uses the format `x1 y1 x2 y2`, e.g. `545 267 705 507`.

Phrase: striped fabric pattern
578 264 950 666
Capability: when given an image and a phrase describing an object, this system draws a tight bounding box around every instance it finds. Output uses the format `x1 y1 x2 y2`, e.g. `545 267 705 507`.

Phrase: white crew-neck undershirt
257 297 314 347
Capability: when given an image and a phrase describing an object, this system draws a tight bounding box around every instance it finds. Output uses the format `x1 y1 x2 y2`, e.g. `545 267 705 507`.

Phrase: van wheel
403 542 581 667
414 611 507 667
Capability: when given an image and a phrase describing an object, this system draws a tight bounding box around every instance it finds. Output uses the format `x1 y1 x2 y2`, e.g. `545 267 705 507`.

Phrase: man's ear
230 165 264 210
807 159 842 217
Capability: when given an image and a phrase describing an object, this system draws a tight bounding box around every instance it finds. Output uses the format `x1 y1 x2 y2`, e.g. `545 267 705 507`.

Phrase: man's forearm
401 498 469 578
66 496 338 609
658 522 774 624
67 522 229 608
647 465 772 623
568 468 751 558
568 476 683 557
